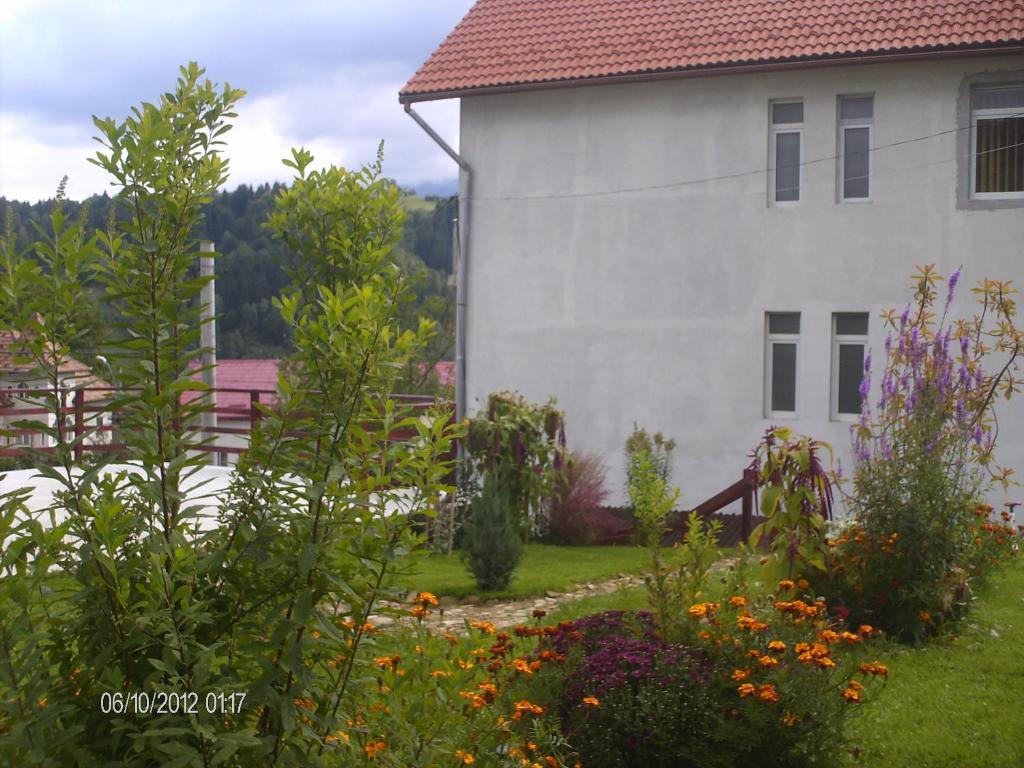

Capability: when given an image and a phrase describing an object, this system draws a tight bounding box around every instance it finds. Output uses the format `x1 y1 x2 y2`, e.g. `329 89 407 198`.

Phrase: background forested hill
1 184 456 390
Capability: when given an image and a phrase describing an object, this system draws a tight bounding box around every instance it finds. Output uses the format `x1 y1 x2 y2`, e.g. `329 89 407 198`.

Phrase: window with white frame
765 312 800 417
831 313 869 419
971 84 1024 199
838 95 873 200
770 101 803 203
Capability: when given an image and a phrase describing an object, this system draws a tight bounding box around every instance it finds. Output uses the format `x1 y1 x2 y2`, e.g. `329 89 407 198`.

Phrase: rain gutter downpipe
403 102 472 466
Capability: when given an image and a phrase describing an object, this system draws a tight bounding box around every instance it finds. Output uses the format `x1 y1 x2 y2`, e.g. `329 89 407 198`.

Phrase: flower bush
524 572 885 768
827 265 1024 640
465 391 568 541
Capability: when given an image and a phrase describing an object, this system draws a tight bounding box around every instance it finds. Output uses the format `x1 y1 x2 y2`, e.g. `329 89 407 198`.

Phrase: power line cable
471 110 1024 202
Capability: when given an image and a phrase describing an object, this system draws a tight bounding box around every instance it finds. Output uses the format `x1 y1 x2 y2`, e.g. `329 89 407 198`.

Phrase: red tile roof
401 0 1024 101
183 359 281 415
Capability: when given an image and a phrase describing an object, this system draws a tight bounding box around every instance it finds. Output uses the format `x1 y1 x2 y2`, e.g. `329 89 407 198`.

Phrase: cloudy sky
0 0 474 202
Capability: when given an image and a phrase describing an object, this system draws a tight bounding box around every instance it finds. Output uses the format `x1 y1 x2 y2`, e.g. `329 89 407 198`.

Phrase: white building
402 0 1024 507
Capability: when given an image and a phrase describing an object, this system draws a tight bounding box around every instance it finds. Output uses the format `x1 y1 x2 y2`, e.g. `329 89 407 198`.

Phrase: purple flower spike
864 352 872 374
900 306 910 328
947 268 961 306
885 334 892 354
859 375 871 398
960 336 969 356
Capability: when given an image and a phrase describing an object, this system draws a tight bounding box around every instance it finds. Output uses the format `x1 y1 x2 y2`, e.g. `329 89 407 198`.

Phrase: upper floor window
831 313 869 419
838 95 873 201
765 312 800 417
971 84 1024 199
770 101 803 204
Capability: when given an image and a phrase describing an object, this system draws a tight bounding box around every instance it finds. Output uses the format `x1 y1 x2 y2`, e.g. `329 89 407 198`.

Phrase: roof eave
399 42 1024 104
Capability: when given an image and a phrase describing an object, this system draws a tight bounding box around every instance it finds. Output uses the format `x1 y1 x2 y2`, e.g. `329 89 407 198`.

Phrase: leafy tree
0 63 458 766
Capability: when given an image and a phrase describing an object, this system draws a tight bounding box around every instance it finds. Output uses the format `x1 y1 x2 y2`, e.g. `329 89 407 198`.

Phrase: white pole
200 240 218 463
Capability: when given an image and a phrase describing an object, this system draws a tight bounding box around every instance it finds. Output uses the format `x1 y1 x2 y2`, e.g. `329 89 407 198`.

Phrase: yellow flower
731 668 751 681
582 696 601 707
430 670 452 678
737 683 757 698
758 655 779 668
767 640 786 653
842 687 861 703
512 700 544 720
415 591 440 607
455 750 475 764
782 710 798 727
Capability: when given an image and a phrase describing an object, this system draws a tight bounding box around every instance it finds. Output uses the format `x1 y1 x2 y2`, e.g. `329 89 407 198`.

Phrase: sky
0 0 474 202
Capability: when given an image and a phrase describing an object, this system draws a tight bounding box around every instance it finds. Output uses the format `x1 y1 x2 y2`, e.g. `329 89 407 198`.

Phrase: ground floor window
832 313 869 419
765 312 800 417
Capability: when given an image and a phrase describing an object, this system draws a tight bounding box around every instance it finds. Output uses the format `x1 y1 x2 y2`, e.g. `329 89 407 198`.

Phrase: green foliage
644 511 721 645
749 427 834 583
465 391 567 540
2 175 454 377
624 424 676 488
829 266 1023 640
627 440 680 548
461 473 523 592
0 63 459 766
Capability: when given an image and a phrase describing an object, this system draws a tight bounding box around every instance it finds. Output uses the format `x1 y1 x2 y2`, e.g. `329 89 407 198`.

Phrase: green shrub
0 64 459 766
461 472 523 591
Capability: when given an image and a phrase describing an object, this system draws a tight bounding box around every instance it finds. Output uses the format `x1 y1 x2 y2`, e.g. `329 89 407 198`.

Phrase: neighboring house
186 358 281 463
0 330 109 450
401 0 1024 506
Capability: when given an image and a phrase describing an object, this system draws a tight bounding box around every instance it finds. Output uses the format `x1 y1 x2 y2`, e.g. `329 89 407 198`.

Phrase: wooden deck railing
0 386 452 461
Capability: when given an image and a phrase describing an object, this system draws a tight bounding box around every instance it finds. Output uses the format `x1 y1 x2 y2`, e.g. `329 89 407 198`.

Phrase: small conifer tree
461 471 523 591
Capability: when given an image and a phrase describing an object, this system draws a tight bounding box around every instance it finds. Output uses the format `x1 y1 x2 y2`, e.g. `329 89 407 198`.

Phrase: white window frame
831 313 869 421
837 95 873 203
769 100 803 206
765 313 800 419
970 84 1024 201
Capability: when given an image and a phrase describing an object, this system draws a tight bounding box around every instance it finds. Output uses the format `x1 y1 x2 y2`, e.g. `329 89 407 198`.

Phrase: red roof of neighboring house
417 361 456 387
0 329 108 402
192 359 281 414
401 0 1024 102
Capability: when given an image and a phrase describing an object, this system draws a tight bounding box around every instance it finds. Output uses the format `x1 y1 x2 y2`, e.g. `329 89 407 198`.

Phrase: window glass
772 102 804 124
973 85 1024 110
768 313 801 334
840 96 874 120
843 127 870 199
835 312 869 336
775 132 801 202
837 344 865 415
975 116 1024 194
771 343 797 413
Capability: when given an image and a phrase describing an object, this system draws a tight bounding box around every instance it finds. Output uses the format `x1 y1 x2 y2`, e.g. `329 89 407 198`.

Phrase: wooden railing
688 467 759 544
0 386 451 461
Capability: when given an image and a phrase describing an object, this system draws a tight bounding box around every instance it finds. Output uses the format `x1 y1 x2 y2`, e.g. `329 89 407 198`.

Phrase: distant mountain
410 179 458 197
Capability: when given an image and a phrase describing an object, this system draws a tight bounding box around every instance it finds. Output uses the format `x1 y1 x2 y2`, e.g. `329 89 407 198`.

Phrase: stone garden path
371 574 647 632
373 557 738 632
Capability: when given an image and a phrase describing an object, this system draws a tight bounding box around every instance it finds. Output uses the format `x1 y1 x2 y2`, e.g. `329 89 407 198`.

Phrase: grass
844 557 1024 767
389 544 653 600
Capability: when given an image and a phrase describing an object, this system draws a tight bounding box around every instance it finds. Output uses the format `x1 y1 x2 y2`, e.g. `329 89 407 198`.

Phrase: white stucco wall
459 54 1024 508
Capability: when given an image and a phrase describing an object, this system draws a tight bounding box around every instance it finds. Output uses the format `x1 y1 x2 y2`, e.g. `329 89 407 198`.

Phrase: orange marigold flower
757 684 780 703
471 620 497 634
813 656 837 670
582 696 601 707
797 578 810 590
457 660 475 670
819 630 840 644
410 606 431 619
512 658 534 675
847 680 864 692
839 631 862 644
794 642 812 654
430 670 452 678
698 630 712 642
512 700 545 720
731 668 751 681
455 750 475 765
688 602 719 619
767 640 786 653
728 596 747 608
444 631 460 646
737 683 757 698
778 579 795 591
859 661 889 678
759 655 780 669
364 740 387 758
842 687 861 703
373 655 401 671
782 710 798 727
919 610 931 622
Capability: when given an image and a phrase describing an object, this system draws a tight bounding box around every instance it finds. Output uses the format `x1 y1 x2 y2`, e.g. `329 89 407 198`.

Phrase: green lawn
844 557 1024 767
389 544 653 600
400 194 436 213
